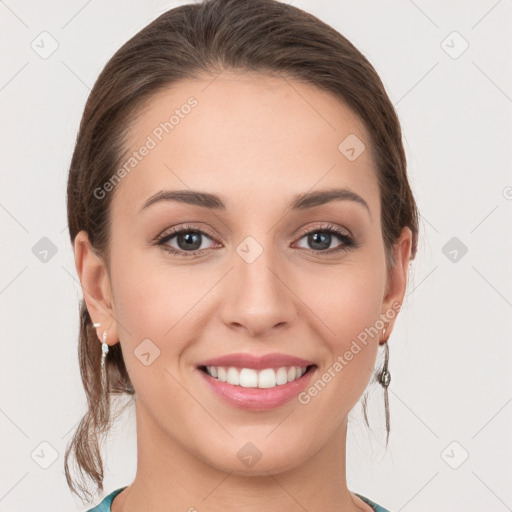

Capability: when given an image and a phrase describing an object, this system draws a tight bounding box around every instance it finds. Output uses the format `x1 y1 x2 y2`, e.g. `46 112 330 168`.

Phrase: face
77 71 411 475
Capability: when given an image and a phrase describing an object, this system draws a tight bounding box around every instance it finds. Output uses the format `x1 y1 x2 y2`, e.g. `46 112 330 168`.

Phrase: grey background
1 1 511 511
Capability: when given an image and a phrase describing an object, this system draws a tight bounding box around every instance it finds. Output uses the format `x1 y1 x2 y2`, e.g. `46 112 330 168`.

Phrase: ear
73 230 119 347
379 226 413 344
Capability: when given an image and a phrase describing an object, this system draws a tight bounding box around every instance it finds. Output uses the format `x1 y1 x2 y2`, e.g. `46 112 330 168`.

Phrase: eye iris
178 231 201 250
309 231 331 250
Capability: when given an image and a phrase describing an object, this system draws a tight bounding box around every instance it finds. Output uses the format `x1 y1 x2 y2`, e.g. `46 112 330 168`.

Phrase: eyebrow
140 187 371 217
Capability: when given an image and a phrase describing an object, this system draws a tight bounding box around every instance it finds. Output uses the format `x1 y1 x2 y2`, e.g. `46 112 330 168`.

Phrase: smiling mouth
198 364 317 389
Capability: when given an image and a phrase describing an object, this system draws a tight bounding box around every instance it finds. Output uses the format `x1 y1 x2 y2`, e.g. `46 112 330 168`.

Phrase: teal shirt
87 487 391 511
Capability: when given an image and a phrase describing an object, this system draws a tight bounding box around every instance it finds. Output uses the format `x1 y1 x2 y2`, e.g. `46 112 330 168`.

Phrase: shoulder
354 492 392 512
85 487 127 512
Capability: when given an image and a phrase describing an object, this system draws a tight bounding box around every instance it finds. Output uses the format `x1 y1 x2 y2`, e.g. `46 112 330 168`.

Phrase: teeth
204 365 309 388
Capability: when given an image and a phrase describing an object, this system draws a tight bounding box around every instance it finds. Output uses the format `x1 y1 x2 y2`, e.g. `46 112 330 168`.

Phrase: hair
64 0 419 502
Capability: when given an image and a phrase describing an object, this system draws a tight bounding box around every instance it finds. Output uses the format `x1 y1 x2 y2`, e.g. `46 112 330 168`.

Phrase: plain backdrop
1 1 511 511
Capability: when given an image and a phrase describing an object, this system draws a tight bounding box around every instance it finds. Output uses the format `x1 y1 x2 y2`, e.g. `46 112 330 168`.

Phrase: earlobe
73 230 119 345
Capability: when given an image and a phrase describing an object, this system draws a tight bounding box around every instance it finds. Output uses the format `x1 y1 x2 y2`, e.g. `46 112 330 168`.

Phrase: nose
220 243 296 338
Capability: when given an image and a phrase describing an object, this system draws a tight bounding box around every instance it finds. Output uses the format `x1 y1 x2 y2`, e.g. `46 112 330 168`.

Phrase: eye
155 224 218 257
154 222 359 258
294 223 357 254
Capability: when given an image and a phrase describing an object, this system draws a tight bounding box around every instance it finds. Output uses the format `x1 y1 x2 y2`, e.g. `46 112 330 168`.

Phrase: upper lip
197 352 316 370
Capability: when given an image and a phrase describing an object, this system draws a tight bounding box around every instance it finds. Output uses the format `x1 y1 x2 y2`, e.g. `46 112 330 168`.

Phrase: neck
112 398 369 512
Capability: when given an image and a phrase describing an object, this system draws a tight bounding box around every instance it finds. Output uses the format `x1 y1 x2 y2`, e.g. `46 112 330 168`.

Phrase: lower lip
197 366 317 410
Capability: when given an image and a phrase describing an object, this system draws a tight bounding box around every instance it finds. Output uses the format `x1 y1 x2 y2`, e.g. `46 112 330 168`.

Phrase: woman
65 0 419 510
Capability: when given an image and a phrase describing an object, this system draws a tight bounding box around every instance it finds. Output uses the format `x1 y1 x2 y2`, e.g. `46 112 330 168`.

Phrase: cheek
297 254 385 346
332 270 383 347
108 243 197 367
293 252 386 400
108 254 198 417
109 231 203 331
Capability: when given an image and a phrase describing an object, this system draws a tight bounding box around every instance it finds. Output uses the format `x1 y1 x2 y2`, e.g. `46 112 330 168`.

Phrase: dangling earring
101 329 109 368
378 322 391 444
99 329 110 395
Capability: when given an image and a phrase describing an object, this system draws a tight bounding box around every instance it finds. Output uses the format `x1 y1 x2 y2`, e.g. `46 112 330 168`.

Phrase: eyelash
154 223 359 258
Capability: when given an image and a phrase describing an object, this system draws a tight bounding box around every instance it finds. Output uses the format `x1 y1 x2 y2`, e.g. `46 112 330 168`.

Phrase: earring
378 322 391 444
378 326 391 388
101 329 109 368
378 342 391 387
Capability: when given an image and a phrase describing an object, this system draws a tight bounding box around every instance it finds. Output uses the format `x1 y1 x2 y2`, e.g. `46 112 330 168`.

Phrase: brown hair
65 0 419 501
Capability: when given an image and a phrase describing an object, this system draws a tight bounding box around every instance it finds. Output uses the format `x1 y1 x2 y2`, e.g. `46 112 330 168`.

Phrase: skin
74 70 412 512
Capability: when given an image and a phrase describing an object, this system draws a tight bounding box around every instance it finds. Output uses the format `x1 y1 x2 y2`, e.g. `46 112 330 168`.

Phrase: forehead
113 71 379 218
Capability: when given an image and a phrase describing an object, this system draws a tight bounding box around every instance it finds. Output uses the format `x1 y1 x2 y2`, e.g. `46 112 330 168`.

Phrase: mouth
197 364 317 389
194 352 318 410
196 362 318 410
